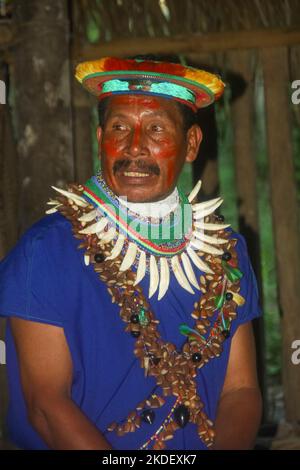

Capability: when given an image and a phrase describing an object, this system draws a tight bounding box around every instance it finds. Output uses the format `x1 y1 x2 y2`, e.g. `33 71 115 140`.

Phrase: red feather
104 57 186 77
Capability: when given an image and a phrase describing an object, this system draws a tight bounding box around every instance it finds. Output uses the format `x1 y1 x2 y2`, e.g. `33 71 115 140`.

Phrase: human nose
127 124 147 157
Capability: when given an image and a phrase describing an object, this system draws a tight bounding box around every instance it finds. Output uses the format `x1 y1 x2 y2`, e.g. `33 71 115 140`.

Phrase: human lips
116 167 158 185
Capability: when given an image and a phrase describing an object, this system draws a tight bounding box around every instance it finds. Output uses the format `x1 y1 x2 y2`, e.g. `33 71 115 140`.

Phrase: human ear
96 126 103 143
96 126 103 161
185 125 202 163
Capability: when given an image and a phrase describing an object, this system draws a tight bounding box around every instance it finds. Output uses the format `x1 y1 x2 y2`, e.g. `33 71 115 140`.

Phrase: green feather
179 324 205 341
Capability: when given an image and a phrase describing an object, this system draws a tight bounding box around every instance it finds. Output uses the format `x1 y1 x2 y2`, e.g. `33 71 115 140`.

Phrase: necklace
48 170 233 301
46 177 245 449
116 184 180 219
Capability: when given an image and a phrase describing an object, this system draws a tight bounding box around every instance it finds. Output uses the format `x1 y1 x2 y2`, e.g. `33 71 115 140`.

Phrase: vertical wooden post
13 0 74 232
262 46 300 422
0 61 18 257
228 49 267 421
0 61 18 448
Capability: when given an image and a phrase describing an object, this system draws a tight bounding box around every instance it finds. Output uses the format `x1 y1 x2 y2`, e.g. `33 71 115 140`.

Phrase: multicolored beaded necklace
46 175 245 449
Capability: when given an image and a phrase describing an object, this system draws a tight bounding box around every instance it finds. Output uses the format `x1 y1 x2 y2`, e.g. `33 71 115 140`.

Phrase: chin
123 191 161 203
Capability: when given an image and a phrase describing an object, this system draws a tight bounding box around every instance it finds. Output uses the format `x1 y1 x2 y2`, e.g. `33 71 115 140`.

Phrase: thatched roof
76 0 300 41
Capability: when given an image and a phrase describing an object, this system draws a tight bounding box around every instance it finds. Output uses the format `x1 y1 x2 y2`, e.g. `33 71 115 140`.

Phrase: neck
116 186 180 218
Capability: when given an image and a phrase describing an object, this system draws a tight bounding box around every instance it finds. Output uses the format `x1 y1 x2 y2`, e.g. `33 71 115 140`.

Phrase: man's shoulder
224 226 247 246
2 213 75 264
21 212 73 245
222 226 250 263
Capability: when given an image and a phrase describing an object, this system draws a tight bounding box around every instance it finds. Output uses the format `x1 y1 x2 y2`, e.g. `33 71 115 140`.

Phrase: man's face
96 94 202 202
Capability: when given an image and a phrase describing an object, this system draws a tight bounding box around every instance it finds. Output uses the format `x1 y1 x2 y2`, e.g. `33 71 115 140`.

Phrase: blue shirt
0 212 262 450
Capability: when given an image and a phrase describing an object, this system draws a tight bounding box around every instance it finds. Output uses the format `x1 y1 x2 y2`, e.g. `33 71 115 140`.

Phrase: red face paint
98 94 195 202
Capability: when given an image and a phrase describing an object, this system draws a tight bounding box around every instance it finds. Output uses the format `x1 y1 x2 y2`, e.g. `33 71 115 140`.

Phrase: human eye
112 122 127 131
150 123 164 132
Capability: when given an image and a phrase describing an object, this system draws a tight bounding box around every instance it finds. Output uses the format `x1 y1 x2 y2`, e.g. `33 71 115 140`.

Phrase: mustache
113 159 160 175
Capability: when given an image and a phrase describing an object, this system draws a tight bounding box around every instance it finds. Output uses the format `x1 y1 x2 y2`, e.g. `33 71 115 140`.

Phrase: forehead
104 94 182 120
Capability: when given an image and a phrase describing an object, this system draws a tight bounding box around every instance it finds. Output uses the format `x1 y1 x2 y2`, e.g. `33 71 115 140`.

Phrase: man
0 57 262 450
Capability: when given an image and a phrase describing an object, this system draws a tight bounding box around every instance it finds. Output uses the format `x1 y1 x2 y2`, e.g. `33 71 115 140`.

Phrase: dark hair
97 96 197 135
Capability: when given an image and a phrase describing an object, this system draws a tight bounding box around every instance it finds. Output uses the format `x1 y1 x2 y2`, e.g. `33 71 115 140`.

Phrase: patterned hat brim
75 58 225 110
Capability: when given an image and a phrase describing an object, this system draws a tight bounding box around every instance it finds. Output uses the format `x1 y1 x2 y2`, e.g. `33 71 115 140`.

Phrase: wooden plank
261 46 300 422
227 49 267 420
184 53 220 199
73 28 300 61
0 22 14 47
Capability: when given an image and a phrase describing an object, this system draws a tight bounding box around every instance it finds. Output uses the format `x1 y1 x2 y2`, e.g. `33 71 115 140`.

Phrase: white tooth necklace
47 171 231 300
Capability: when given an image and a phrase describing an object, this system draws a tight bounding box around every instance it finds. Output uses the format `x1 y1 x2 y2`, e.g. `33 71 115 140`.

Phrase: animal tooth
51 186 88 207
149 255 159 298
193 199 224 219
194 221 230 231
192 231 228 245
186 246 214 274
119 242 137 271
188 180 202 203
47 199 60 205
45 205 61 214
79 218 108 234
158 257 170 300
78 208 98 222
134 250 147 286
190 238 224 255
106 233 125 260
84 254 90 266
181 252 200 290
192 197 222 211
98 226 116 243
171 255 194 294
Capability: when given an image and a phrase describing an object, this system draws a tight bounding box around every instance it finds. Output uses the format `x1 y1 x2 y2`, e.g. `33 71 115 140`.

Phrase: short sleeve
233 233 262 325
0 224 63 327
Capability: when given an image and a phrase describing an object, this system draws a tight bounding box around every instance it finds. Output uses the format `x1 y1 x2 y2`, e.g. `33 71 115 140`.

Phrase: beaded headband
75 57 225 110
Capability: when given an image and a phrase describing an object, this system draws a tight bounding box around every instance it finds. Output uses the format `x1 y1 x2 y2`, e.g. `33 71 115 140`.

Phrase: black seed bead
222 251 232 262
225 292 233 301
130 314 140 324
131 330 140 338
141 409 155 424
222 329 230 339
149 354 160 365
174 404 190 428
192 352 202 363
94 252 105 263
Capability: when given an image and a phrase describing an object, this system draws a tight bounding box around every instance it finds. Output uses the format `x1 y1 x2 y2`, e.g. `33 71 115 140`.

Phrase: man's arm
212 322 262 450
9 317 113 450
